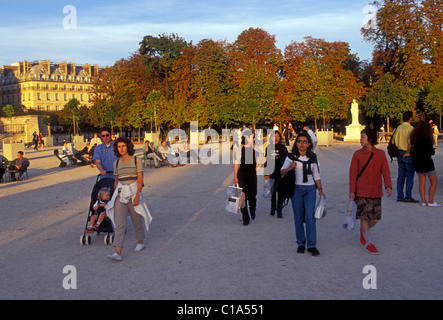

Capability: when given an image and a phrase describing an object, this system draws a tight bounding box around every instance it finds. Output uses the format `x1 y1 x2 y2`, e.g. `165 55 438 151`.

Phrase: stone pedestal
144 132 160 146
3 142 25 160
344 124 365 142
317 130 334 147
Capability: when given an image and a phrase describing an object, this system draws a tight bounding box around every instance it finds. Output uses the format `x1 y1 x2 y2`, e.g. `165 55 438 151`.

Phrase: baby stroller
80 174 115 246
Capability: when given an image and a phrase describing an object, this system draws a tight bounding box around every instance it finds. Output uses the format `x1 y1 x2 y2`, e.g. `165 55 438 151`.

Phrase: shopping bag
225 184 244 214
262 177 275 200
314 196 327 220
343 198 357 230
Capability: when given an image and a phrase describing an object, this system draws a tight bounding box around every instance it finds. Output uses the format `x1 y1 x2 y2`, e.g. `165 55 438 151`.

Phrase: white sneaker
427 202 442 207
107 253 122 261
134 243 145 252
421 202 427 207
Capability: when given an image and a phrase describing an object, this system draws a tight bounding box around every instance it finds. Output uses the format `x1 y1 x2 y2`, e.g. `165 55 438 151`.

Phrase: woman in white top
281 132 325 256
106 137 152 261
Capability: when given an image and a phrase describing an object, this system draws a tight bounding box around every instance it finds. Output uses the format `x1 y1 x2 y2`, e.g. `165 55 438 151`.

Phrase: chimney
59 61 67 75
69 62 76 75
39 60 50 73
93 64 99 76
83 64 91 76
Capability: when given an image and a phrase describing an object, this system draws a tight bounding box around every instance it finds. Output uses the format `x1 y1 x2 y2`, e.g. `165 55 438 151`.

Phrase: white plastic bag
314 196 327 220
262 178 275 200
225 184 244 214
343 198 357 230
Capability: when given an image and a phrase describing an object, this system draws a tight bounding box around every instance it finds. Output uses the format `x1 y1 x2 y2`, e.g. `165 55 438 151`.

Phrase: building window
55 93 59 101
37 93 41 100
64 94 67 101
37 83 40 89
47 93 51 100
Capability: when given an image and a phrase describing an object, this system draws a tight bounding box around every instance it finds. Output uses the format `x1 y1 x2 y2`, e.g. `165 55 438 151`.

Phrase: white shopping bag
314 197 327 220
343 198 357 230
262 177 275 200
225 184 244 214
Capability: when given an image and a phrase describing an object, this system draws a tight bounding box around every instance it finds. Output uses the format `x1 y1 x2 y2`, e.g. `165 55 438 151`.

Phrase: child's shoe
85 227 94 234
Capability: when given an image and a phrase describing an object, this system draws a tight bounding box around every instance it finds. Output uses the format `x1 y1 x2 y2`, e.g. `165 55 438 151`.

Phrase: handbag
314 197 327 220
225 184 244 214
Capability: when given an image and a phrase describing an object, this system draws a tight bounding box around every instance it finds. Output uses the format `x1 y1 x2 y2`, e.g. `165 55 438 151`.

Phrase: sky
0 0 377 68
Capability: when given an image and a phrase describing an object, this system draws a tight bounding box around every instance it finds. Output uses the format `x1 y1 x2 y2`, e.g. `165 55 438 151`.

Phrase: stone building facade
0 60 99 112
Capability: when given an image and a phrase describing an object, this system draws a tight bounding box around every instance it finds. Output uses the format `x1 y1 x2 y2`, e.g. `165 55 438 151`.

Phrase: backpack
387 128 399 162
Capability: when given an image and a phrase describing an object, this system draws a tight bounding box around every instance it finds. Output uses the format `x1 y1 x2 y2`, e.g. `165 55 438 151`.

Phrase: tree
145 90 166 133
362 73 416 130
361 0 442 87
139 33 189 101
59 98 82 135
90 53 155 132
2 104 14 118
2 105 15 138
284 37 365 128
127 101 147 142
229 28 283 127
424 79 443 129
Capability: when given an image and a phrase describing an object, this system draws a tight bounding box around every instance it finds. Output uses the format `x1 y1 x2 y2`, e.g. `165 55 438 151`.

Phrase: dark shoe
297 246 305 253
250 212 255 220
308 247 320 256
270 211 275 216
277 212 283 218
243 220 249 226
405 198 419 203
396 199 405 202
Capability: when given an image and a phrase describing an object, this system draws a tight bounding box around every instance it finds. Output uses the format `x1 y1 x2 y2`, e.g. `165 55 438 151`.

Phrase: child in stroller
80 175 115 245
85 188 110 233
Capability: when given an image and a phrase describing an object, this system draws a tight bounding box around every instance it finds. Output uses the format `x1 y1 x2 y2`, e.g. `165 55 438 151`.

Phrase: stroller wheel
80 235 92 245
104 235 114 245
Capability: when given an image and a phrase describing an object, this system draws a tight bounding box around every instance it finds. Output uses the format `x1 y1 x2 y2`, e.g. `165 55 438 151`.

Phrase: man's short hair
100 127 112 134
402 111 413 122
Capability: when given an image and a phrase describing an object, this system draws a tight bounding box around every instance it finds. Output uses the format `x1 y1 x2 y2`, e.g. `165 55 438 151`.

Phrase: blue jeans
397 150 415 201
291 184 317 248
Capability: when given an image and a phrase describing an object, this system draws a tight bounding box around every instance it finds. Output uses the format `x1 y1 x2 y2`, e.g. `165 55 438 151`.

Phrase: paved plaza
0 142 442 300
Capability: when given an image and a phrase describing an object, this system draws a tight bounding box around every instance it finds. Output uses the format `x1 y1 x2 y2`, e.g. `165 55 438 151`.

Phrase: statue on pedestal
351 99 359 125
344 99 365 142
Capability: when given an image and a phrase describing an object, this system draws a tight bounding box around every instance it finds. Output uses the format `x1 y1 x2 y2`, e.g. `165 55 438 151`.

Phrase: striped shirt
114 156 143 185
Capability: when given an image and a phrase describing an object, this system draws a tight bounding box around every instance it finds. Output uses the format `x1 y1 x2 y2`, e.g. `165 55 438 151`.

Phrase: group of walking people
233 111 440 256
84 112 439 261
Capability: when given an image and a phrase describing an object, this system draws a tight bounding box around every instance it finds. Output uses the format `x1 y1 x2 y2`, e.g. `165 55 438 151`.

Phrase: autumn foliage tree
361 0 442 128
284 37 365 129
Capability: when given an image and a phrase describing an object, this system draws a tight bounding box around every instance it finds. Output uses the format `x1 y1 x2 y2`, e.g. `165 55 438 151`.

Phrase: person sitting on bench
9 151 30 181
